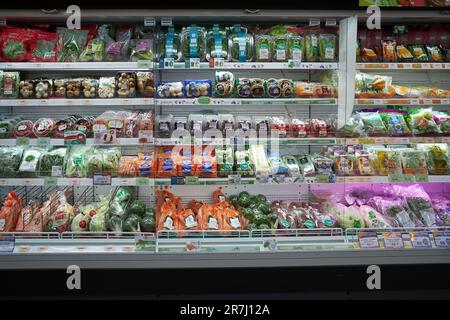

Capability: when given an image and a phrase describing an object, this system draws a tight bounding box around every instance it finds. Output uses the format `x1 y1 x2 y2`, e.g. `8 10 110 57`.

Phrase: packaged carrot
198 204 222 231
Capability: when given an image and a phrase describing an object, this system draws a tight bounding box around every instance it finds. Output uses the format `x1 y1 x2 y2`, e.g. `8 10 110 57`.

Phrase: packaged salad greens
272 35 288 62
56 28 89 62
230 25 254 62
432 110 450 134
0 72 20 98
373 198 415 228
409 44 428 62
418 144 449 175
379 110 411 136
396 44 413 62
288 35 304 61
0 146 23 177
38 147 67 177
65 145 92 178
358 111 387 136
206 25 229 61
355 72 394 98
407 108 440 135
401 150 427 175
426 45 444 62
395 184 437 227
79 38 105 62
304 31 319 62
319 34 336 62
181 25 206 61
158 26 182 62
29 30 57 62
254 34 272 62
104 26 132 62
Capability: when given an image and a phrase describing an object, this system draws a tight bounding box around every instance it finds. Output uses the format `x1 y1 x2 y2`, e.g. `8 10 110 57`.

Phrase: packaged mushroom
34 79 52 99
98 77 116 98
136 72 154 97
266 78 294 98
156 81 184 98
115 72 136 98
19 80 35 99
235 78 266 98
184 79 212 98
53 79 67 98
81 79 98 98
65 79 82 98
214 71 234 98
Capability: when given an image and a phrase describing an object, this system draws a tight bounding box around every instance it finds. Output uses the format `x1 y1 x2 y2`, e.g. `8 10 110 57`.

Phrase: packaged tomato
310 118 332 137
270 116 289 138
291 118 310 138
14 120 34 138
33 118 55 137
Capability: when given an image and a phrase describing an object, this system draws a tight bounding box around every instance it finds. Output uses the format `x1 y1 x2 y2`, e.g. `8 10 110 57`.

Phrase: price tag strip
357 232 380 249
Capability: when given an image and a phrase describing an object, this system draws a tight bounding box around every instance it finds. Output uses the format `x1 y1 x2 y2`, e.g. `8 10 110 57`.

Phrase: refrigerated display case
0 8 449 298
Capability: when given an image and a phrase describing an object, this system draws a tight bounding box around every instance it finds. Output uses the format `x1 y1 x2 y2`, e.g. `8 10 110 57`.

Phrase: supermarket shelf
357 62 450 70
0 62 153 70
0 137 153 147
355 98 450 106
0 98 155 107
158 61 338 70
0 175 448 186
0 249 448 270
156 98 338 106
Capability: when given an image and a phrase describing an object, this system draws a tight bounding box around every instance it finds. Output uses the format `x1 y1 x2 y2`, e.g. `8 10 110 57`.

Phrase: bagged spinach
38 147 67 177
0 146 23 177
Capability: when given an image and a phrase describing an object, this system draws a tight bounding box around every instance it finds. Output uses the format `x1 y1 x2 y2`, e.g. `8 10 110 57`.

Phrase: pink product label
136 39 150 51
17 125 27 131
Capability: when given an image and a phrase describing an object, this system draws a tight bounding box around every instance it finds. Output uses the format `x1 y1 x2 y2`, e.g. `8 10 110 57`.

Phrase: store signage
64 130 86 145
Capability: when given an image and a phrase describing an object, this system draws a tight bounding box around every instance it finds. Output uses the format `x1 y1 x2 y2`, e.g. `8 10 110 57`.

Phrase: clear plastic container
158 27 182 62
272 35 288 62
255 34 272 62
206 25 229 61
181 25 207 61
229 27 254 62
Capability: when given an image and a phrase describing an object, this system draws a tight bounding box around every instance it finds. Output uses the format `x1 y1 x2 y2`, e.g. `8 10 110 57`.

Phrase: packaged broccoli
206 25 229 61
181 25 206 61
254 34 272 62
229 25 254 62
319 34 336 62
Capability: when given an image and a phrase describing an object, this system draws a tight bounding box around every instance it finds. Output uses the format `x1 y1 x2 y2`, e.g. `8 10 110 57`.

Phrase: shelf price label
228 175 242 185
16 137 29 146
93 172 112 185
136 177 150 186
388 174 414 183
0 238 15 253
410 232 432 248
37 137 50 148
432 231 450 248
171 176 186 185
44 177 58 186
185 176 200 185
315 175 329 183
357 232 380 249
415 173 429 182
381 232 404 249
163 58 174 69
188 58 200 69
137 60 152 69
213 58 224 68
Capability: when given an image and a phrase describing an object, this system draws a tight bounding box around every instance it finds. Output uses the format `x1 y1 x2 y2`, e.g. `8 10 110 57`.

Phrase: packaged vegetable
361 47 379 62
28 30 57 62
184 79 211 98
136 72 154 97
426 44 444 62
116 72 136 98
53 79 67 98
38 147 67 177
14 120 34 138
230 26 254 62
65 79 82 98
319 34 336 62
0 146 23 177
56 28 89 62
15 201 43 232
432 198 450 226
79 37 105 62
104 26 132 61
269 116 289 138
396 44 413 62
249 144 270 176
156 114 173 138
130 37 153 61
0 191 22 232
358 111 387 136
272 35 288 62
283 155 300 176
379 110 411 136
355 150 374 176
288 35 304 61
236 78 265 98
65 145 91 178
304 31 319 62
219 114 235 136
358 205 392 228
18 147 45 178
181 25 206 61
268 154 288 175
355 72 394 98
98 77 116 98
294 81 315 98
19 80 34 98
0 71 20 98
157 81 183 98
235 150 253 177
81 79 98 98
206 25 229 61
409 44 428 62
254 116 270 137
418 144 449 175
1 27 34 62
254 34 272 62
34 79 52 99
334 153 354 176
407 108 440 135
337 115 365 138
33 118 55 137
214 71 234 97
158 26 182 62
381 39 397 62
297 155 316 177
310 118 332 137
386 150 403 175
395 184 437 227
401 150 427 175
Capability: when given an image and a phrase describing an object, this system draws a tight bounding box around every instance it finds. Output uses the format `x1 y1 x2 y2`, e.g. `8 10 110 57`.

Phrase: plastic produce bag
255 34 272 62
104 26 132 61
0 146 23 177
319 34 336 62
38 147 67 177
56 28 89 62
18 147 45 178
29 30 57 62
358 111 387 136
407 108 440 135
418 144 449 175
80 37 105 62
1 27 34 62
65 145 92 178
379 110 411 137
401 150 427 175
394 184 437 227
